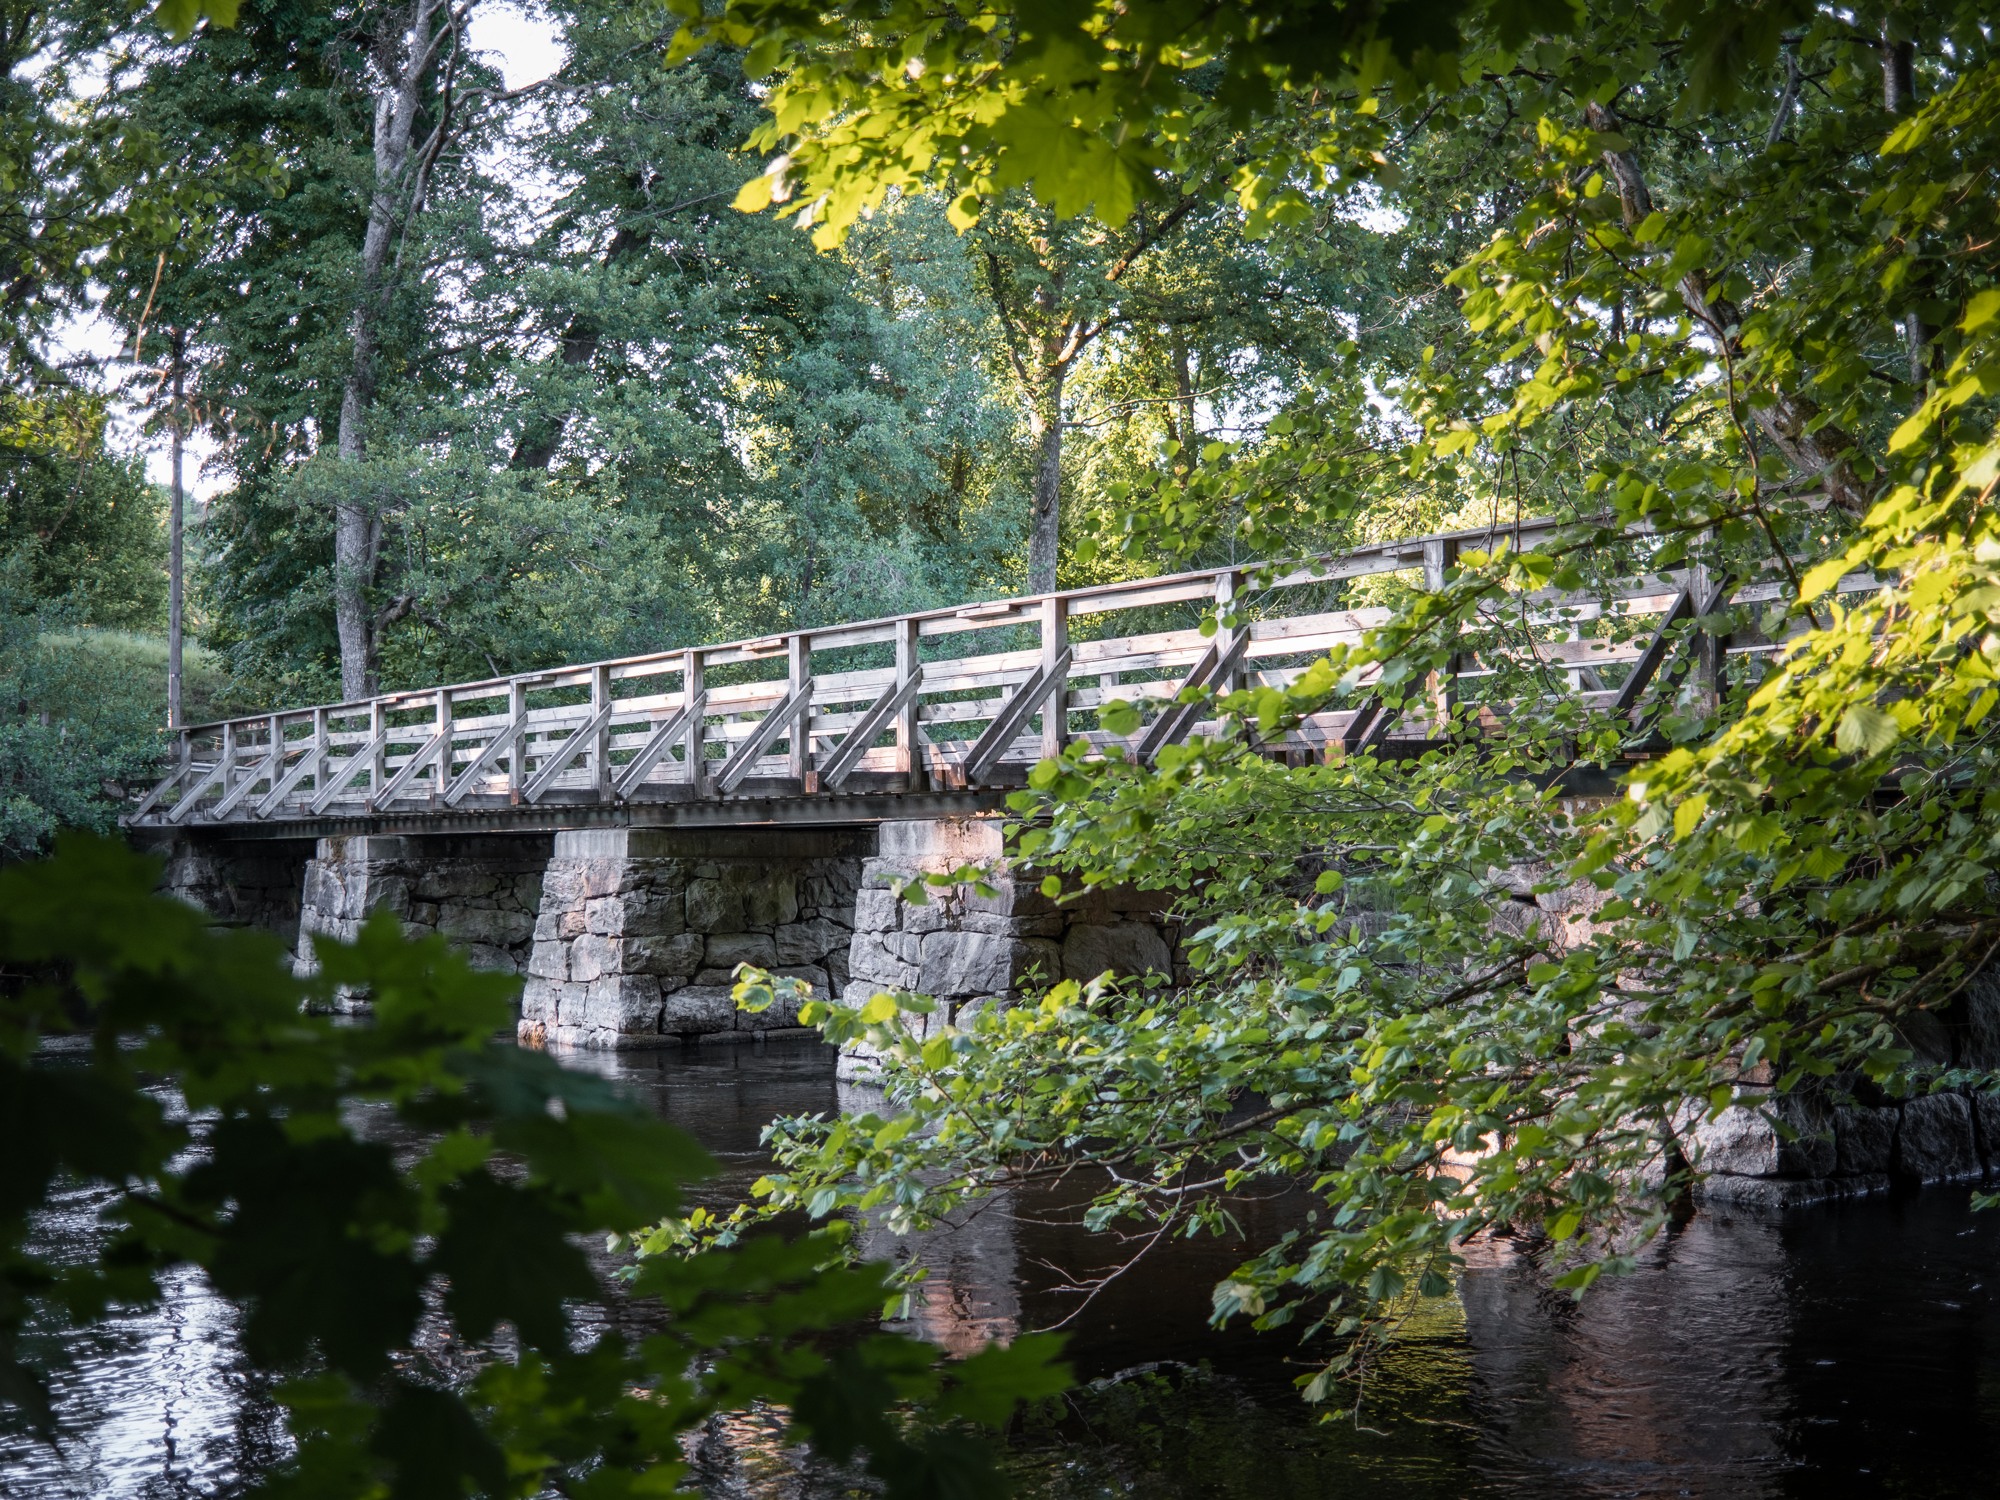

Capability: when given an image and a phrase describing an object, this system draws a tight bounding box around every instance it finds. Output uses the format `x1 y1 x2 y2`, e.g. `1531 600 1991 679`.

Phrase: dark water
9 1039 2000 1498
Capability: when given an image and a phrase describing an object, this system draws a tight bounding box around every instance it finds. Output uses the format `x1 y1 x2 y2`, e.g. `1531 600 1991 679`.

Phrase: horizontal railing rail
128 516 1882 829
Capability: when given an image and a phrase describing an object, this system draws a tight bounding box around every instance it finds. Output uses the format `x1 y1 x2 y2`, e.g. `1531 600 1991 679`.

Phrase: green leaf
1835 704 1900 757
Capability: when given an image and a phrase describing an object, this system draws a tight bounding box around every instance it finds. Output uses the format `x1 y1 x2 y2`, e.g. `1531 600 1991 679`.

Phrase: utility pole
168 329 184 731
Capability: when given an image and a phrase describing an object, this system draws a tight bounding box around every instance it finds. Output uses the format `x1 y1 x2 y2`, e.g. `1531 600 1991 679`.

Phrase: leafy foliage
649 0 2000 1405
0 837 1066 1496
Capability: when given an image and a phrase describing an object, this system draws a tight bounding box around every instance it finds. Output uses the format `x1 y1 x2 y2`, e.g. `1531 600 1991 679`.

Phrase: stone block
1062 921 1172 982
1835 1106 1897 1176
582 976 663 1036
849 934 921 989
774 918 850 965
1685 1099 1835 1178
579 859 628 900
962 875 1059 918
887 929 924 965
366 875 414 919
685 877 743 932
706 931 778 969
415 868 500 902
558 910 588 940
554 982 590 1026
739 967 824 1029
1973 1092 2000 1170
901 901 954 936
520 975 561 1024
962 911 1065 939
438 904 534 949
569 934 623 984
1963 973 2000 1071
661 986 738 1034
917 932 1060 998
585 888 686 939
1896 1093 1982 1182
852 887 900 933
526 941 568 981
539 864 585 910
627 932 705 979
742 871 800 928
461 942 516 973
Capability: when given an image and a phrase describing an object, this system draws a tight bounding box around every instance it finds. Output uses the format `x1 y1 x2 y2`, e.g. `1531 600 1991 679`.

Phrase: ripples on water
8 1038 2000 1498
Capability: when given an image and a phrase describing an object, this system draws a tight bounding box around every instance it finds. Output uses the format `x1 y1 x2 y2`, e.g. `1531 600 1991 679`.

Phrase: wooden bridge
128 517 1875 839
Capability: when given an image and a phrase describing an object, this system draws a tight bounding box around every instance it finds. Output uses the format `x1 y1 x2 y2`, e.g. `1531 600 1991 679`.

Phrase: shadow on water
10 1037 2000 1498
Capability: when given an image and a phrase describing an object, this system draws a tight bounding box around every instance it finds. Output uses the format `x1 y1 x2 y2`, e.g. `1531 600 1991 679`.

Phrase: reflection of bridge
129 516 1875 839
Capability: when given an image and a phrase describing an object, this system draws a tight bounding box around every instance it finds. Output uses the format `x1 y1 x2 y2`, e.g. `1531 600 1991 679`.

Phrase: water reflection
8 1037 2000 1498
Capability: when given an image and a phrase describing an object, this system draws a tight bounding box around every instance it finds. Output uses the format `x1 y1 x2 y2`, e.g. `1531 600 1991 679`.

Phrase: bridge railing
128 516 1881 828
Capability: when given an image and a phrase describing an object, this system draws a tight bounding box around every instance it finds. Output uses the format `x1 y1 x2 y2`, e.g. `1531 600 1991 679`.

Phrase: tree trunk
167 331 184 731
1026 377 1064 593
1170 324 1197 471
1585 100 1872 515
335 0 449 699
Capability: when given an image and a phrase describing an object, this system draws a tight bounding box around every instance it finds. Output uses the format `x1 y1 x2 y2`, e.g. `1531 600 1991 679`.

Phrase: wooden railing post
788 634 812 786
591 664 613 797
368 699 387 803
1212 571 1240 699
894 616 922 790
267 713 281 793
1690 541 1728 714
1039 596 1068 760
435 689 454 801
1423 537 1460 736
684 649 707 794
218 720 237 810
312 708 328 797
507 679 527 803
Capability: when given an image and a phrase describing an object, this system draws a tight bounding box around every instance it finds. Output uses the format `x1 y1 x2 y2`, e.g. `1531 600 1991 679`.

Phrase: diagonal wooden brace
963 649 1072 784
522 704 617 804
1134 633 1251 763
254 740 323 819
714 679 814 794
164 756 231 824
443 719 525 805
817 670 924 790
371 729 449 808
133 757 199 820
1613 571 1733 723
614 693 706 799
310 729 389 814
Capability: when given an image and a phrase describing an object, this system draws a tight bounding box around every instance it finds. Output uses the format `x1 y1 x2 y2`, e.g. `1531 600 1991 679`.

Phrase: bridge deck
129 517 1877 838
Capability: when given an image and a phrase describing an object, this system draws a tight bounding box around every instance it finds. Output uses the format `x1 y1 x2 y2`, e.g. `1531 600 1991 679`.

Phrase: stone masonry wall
519 827 867 1050
1491 845 2000 1210
294 834 550 1010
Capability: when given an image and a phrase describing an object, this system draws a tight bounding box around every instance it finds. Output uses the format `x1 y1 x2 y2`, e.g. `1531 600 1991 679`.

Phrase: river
8 1037 2000 1498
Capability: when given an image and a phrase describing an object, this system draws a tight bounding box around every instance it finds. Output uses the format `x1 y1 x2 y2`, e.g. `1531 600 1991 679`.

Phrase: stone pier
837 817 1178 1078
